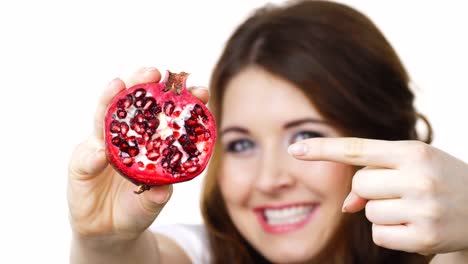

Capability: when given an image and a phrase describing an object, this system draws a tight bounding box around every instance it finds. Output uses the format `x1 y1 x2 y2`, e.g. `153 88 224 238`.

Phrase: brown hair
201 0 433 263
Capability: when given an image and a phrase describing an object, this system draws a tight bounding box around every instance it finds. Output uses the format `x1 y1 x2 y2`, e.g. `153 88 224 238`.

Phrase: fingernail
342 193 352 213
190 86 208 92
154 185 171 204
145 67 157 72
288 143 308 156
108 78 120 87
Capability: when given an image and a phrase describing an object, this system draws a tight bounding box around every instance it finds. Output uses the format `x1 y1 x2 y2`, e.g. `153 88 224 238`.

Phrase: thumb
139 185 173 215
342 192 367 213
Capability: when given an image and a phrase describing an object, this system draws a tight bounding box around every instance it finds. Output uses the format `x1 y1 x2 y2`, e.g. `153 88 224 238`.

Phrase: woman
68 1 468 263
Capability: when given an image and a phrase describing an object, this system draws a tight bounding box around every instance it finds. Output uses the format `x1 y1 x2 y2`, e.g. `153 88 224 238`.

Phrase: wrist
71 230 159 264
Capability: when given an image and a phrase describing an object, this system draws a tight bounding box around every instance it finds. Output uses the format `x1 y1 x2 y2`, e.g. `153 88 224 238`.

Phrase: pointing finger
288 137 405 168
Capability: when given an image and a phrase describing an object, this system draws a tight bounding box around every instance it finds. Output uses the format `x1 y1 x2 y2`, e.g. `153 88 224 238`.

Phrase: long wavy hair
201 1 433 263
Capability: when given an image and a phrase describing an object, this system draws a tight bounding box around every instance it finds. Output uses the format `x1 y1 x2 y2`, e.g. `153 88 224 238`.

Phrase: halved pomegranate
104 71 216 194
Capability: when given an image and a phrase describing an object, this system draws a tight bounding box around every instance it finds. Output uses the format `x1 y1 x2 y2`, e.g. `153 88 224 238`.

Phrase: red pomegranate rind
104 71 216 194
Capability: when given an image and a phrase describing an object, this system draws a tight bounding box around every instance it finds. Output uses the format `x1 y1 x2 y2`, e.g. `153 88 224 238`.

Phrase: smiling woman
215 67 355 262
200 0 433 263
67 0 468 263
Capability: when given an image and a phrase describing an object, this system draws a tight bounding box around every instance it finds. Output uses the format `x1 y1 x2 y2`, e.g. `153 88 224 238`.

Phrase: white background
0 0 466 263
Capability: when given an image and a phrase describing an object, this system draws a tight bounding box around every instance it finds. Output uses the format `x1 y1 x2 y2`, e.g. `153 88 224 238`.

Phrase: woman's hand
288 137 468 255
67 67 210 242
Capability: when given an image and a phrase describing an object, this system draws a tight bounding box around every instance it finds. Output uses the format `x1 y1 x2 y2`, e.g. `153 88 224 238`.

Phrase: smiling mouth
254 203 319 233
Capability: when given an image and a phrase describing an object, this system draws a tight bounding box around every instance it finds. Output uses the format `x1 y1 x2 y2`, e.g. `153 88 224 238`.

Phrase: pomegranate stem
134 184 151 194
163 71 189 95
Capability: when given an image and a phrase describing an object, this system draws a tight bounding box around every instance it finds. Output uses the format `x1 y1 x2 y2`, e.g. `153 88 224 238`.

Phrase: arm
71 230 160 264
431 250 468 264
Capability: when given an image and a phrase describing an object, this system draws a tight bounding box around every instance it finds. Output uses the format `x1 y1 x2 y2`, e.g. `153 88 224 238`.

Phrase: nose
254 144 296 193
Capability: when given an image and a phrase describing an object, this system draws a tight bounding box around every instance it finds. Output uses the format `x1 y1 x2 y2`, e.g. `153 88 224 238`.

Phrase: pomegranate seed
134 98 146 108
170 151 182 165
135 111 145 123
178 134 189 145
193 125 205 135
134 88 146 98
143 97 156 110
151 104 162 115
163 101 175 115
122 157 134 167
185 165 199 173
146 141 154 151
117 109 127 119
169 145 179 152
146 163 156 170
145 129 154 138
204 130 211 140
147 119 160 129
173 110 181 117
120 141 129 151
128 147 139 157
162 148 172 156
146 151 159 161
193 104 205 117
186 119 197 126
182 161 194 168
111 136 122 146
173 131 180 138
110 120 121 133
143 110 155 120
120 122 129 135
136 137 145 145
137 161 144 168
165 135 176 145
117 95 133 109
172 122 181 130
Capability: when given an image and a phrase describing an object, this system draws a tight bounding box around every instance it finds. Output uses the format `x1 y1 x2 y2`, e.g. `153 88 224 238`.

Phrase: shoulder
152 223 211 264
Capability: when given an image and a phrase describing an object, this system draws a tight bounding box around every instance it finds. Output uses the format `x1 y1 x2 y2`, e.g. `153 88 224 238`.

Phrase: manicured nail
288 143 308 156
342 193 352 213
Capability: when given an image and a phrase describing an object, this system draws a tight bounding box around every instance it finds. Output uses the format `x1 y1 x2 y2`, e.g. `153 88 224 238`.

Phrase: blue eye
225 139 255 153
291 131 324 144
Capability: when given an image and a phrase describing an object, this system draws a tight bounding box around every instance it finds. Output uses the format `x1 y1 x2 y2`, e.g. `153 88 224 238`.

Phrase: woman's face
219 66 354 262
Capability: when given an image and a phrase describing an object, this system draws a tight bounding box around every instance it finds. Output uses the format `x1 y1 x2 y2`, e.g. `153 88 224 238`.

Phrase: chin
259 243 319 264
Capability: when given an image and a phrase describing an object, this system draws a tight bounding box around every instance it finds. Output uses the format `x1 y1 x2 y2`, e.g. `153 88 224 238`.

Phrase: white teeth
264 205 314 225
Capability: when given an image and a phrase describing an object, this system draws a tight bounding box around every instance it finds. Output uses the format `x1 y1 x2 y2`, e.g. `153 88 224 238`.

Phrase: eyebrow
283 118 327 129
221 118 327 136
220 126 250 136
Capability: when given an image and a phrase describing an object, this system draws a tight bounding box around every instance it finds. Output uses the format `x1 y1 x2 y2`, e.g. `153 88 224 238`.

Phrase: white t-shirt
153 224 211 264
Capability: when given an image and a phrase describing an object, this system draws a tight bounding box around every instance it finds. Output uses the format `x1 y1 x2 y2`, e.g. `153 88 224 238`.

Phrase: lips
254 203 319 234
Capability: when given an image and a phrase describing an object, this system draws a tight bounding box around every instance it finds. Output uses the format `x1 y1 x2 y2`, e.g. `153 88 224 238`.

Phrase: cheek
295 161 354 201
219 157 257 206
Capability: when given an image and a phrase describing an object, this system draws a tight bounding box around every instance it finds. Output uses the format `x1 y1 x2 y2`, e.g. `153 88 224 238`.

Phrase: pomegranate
104 71 216 194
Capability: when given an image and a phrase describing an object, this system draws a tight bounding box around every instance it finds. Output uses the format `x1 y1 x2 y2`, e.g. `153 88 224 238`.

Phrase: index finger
93 67 162 140
288 137 404 168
